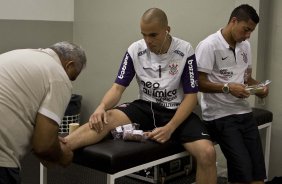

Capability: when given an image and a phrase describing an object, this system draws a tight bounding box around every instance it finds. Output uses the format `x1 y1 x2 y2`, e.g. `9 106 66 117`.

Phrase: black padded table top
72 108 272 174
252 108 273 126
73 139 185 174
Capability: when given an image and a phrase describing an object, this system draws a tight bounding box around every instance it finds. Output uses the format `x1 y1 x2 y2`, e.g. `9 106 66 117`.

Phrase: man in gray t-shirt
0 41 86 184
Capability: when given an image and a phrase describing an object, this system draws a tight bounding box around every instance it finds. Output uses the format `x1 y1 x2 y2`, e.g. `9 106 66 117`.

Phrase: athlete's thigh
216 120 253 180
172 113 211 143
114 100 155 131
106 109 132 128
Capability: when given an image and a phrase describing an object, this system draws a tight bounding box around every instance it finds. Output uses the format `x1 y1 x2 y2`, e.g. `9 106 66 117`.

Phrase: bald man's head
141 8 168 28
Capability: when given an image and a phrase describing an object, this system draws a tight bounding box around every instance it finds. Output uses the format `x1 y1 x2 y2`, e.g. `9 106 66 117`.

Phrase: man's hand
88 105 108 133
229 83 251 98
255 85 269 98
58 141 73 167
144 125 174 143
38 136 73 168
33 113 73 167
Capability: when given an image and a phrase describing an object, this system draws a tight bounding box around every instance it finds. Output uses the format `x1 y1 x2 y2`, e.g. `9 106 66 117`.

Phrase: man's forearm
34 139 63 162
35 139 73 167
167 94 197 130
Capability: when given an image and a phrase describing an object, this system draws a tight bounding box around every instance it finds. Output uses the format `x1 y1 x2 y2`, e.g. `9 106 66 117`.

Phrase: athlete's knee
104 110 115 128
105 109 115 121
105 109 128 129
195 144 216 166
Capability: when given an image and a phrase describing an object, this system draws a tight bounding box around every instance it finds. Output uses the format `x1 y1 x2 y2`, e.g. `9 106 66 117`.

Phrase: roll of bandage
69 123 80 134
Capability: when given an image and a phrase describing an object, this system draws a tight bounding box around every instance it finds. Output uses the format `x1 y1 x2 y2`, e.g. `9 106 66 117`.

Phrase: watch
222 83 230 94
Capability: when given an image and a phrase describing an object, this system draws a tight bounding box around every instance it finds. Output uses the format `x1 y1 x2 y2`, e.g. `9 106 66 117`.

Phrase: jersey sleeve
195 40 215 74
245 41 252 68
114 51 136 87
181 54 199 94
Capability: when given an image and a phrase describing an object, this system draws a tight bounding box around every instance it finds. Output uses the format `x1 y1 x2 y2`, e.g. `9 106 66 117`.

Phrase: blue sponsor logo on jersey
174 50 184 57
187 59 196 88
220 69 233 78
141 80 177 101
118 53 129 79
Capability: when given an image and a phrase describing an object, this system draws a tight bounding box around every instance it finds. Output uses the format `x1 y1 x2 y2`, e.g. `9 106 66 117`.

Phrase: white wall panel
0 0 74 21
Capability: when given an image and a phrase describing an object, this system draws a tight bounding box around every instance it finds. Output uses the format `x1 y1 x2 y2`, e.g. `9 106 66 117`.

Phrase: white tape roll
69 123 80 134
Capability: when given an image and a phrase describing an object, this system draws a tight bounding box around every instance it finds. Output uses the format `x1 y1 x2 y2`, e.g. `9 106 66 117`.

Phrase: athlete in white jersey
196 4 269 183
196 29 253 121
65 8 217 184
115 37 198 109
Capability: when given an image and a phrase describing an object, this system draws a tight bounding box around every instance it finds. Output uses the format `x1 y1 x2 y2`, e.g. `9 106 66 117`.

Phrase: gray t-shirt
0 48 72 168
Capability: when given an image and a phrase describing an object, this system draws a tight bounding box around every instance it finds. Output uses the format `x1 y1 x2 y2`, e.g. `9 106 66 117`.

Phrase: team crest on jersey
241 52 248 63
169 63 179 75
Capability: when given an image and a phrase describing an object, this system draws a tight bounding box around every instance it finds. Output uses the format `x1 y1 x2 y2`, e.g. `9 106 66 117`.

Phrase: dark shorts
115 99 211 143
0 167 20 184
204 112 266 182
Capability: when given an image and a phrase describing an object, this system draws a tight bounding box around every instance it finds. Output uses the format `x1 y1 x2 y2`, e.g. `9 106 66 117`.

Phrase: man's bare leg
184 139 217 184
64 109 131 150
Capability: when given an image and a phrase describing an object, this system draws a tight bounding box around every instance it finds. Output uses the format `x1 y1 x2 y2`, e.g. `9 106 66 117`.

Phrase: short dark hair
229 4 259 24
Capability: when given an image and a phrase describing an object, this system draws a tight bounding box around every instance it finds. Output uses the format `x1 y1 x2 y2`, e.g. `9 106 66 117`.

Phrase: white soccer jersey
115 37 198 109
195 30 252 121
